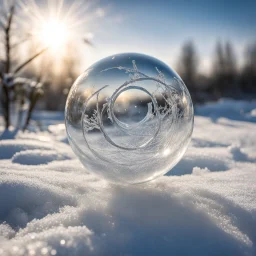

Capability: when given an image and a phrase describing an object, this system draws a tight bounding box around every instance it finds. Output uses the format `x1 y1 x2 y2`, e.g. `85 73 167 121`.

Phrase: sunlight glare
39 19 68 49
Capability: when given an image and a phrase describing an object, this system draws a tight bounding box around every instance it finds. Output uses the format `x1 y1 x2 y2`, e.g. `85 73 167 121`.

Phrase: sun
39 19 69 49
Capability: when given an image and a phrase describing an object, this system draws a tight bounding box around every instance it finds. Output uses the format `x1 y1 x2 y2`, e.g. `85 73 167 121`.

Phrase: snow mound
12 150 71 165
167 147 231 176
0 140 52 159
196 98 256 122
0 99 255 255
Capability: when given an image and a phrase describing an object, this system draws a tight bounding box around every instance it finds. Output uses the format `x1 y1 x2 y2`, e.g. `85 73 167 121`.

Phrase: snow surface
0 99 256 256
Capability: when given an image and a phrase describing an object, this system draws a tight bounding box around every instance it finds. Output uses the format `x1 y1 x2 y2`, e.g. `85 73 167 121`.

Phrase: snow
0 99 256 256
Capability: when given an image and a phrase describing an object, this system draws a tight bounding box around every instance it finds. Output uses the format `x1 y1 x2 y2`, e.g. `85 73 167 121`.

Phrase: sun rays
38 18 69 49
16 0 95 51
0 0 105 76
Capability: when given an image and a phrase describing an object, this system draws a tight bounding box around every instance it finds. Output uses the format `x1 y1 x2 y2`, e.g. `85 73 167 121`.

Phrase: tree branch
14 47 48 74
5 5 15 73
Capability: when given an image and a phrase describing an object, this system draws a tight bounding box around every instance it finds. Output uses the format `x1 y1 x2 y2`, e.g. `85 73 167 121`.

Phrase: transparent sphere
65 53 194 184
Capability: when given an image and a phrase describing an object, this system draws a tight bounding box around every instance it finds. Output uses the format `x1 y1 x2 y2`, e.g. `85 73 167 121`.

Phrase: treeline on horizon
177 40 256 104
38 40 256 110
1 39 256 112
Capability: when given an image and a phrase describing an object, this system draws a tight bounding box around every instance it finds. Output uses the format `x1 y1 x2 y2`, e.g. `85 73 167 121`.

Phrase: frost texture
65 53 194 184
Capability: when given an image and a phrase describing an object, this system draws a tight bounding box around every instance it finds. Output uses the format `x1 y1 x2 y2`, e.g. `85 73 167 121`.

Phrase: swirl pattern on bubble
65 53 194 184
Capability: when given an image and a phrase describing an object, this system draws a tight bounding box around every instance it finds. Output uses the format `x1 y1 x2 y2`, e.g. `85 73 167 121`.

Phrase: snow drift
0 99 256 255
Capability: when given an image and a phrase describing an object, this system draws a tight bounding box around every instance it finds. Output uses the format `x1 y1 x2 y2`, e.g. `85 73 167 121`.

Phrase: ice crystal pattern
65 53 194 184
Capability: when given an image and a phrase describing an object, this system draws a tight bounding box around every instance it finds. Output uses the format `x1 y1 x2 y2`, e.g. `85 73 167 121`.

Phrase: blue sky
83 0 256 73
1 0 255 73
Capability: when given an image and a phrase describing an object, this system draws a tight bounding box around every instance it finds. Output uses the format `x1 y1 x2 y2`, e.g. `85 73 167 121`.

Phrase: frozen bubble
65 53 194 184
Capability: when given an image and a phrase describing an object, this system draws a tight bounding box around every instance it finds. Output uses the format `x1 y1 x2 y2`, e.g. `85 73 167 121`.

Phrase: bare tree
225 42 237 75
211 41 237 97
0 5 15 129
0 4 47 131
213 41 225 77
177 41 199 101
240 42 256 93
177 41 198 89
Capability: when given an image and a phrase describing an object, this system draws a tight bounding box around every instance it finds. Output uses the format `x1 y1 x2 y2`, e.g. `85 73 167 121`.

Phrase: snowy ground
0 99 256 256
